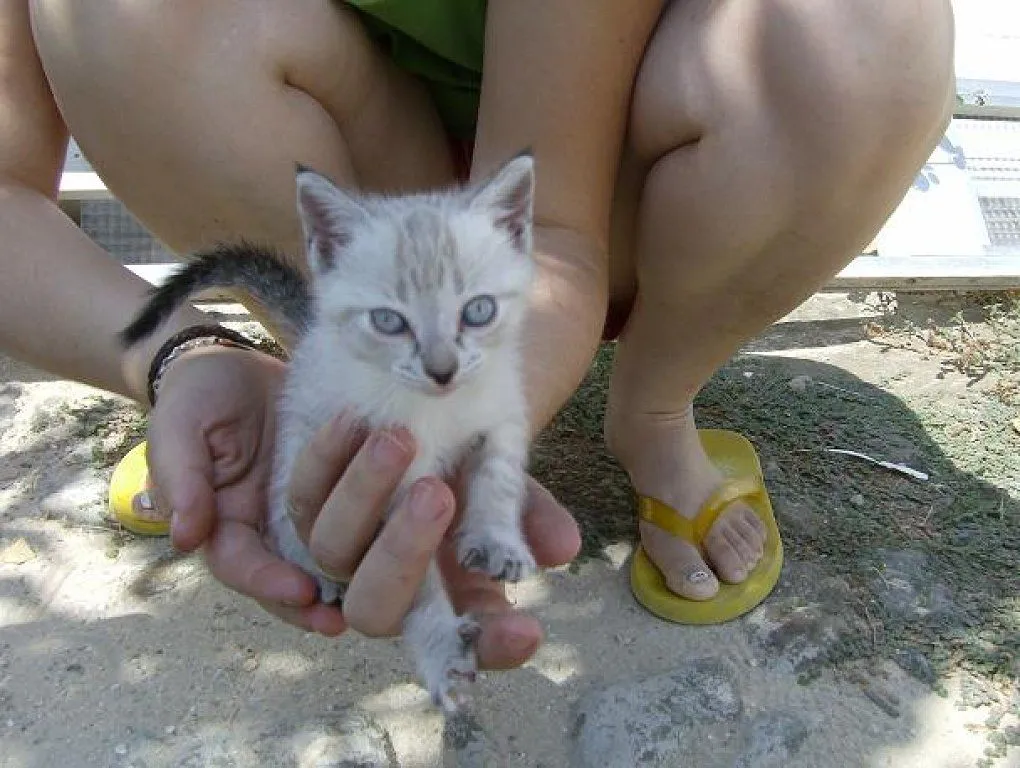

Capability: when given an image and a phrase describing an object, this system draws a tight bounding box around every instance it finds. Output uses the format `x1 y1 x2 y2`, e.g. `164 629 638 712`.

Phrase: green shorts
345 0 487 142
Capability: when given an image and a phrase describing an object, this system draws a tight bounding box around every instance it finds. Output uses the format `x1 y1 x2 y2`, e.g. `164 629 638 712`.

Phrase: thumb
146 419 217 552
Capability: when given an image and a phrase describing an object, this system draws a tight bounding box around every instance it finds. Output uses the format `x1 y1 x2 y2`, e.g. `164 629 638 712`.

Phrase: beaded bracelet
146 324 257 406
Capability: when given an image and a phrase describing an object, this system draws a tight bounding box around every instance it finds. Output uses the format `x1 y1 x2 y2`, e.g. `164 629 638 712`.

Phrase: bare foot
129 476 172 524
607 407 766 601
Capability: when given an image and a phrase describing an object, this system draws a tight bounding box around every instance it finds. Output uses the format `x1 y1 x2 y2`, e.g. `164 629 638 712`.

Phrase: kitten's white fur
267 155 536 712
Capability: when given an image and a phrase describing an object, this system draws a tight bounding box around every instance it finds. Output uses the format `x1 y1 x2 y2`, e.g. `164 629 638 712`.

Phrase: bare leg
605 0 956 599
31 0 455 261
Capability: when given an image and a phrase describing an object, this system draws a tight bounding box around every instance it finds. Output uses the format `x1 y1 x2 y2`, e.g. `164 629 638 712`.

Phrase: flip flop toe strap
638 476 765 547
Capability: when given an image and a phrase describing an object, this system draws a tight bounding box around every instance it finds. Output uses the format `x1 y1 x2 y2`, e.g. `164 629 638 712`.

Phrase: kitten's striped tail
119 241 312 347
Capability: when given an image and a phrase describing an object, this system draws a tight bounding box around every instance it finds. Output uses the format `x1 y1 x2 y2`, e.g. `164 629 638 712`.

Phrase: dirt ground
0 290 1017 767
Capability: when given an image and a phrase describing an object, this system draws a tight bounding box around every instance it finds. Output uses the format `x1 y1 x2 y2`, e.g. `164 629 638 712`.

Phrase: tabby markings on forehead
394 208 467 296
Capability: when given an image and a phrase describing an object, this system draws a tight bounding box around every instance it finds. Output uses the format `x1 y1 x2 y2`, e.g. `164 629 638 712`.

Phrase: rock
734 712 810 768
893 648 937 685
744 560 859 673
443 712 501 767
871 549 954 621
850 493 865 508
573 658 742 768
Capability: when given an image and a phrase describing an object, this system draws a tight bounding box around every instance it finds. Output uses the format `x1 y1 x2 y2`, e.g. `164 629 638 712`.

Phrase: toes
640 522 720 601
456 533 536 583
458 619 482 650
461 548 488 572
705 526 749 584
706 505 766 584
734 514 765 559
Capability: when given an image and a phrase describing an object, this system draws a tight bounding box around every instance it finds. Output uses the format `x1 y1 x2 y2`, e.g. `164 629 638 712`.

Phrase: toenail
687 569 712 584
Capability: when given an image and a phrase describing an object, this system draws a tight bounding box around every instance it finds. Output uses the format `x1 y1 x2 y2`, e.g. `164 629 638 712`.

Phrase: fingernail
137 490 154 511
410 480 447 521
371 431 408 466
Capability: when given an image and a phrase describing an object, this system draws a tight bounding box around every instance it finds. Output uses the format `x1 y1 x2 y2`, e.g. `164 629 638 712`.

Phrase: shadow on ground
533 344 1018 691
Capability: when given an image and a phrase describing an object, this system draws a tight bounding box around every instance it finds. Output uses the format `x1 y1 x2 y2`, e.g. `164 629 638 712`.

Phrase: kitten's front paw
415 615 481 713
456 527 536 582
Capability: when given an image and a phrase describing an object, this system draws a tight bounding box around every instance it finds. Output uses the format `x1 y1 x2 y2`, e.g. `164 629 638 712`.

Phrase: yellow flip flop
629 429 783 624
107 442 170 536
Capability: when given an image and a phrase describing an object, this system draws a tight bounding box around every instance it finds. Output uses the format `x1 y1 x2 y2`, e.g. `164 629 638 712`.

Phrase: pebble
114 743 128 756
788 375 812 392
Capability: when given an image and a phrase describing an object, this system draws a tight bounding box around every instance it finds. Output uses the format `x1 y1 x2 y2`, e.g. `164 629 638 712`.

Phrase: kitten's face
295 155 535 395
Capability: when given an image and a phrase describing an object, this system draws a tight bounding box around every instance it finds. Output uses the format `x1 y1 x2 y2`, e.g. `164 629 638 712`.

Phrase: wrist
145 324 261 406
119 306 251 407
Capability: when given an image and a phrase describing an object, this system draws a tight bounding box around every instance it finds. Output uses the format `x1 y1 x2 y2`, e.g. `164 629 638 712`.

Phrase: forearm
0 182 209 404
522 225 607 435
469 2 666 433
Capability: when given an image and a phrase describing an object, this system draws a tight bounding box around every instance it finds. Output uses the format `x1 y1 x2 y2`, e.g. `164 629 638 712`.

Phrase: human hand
141 343 348 634
144 343 581 666
285 414 582 669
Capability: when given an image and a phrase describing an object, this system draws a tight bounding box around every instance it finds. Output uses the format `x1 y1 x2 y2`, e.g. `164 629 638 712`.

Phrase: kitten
120 154 538 711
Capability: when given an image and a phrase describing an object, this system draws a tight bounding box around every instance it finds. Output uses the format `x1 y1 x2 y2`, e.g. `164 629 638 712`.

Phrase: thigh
29 0 457 258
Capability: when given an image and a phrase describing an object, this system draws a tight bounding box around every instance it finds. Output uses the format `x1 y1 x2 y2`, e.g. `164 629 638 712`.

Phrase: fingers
438 560 544 670
476 613 544 670
286 411 370 543
256 599 347 637
307 428 416 579
202 518 318 605
522 477 581 568
342 478 456 637
145 420 216 552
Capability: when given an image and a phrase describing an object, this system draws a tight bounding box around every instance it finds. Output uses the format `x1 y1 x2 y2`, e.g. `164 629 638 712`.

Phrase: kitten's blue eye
370 308 408 335
461 295 497 328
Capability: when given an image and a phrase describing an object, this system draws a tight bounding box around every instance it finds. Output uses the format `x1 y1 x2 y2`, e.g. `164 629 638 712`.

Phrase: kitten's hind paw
456 529 536 583
419 615 481 714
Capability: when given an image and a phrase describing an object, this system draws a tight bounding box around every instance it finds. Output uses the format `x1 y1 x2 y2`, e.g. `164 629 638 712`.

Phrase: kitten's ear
294 164 369 273
468 152 535 254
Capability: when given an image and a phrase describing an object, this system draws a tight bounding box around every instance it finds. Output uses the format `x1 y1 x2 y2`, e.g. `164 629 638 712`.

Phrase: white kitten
121 154 538 711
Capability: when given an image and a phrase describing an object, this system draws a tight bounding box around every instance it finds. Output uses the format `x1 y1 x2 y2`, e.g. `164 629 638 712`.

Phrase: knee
630 0 956 169
772 0 957 158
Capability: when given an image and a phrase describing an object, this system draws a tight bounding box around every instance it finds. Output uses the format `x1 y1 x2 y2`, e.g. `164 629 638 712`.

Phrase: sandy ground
0 292 1017 768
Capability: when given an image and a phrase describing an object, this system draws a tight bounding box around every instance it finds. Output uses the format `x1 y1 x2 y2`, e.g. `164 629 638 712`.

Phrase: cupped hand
286 412 581 669
143 343 345 634
145 344 581 670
